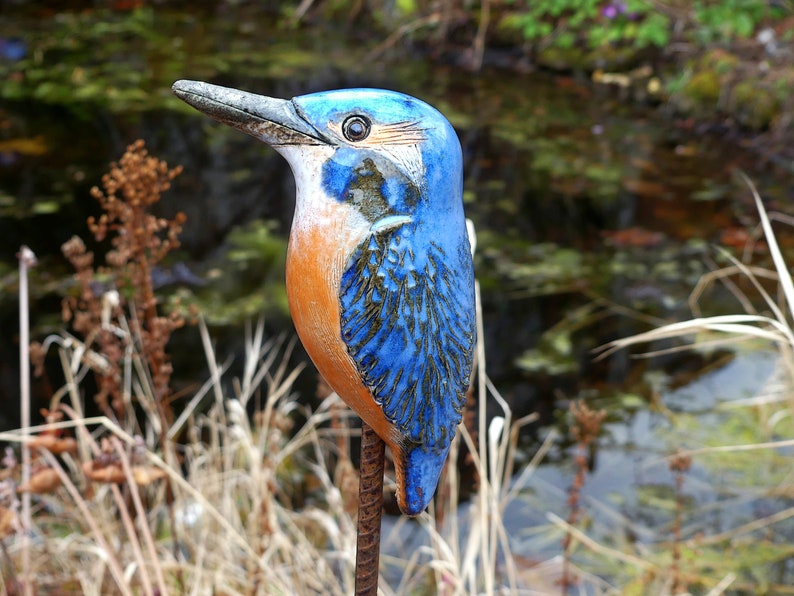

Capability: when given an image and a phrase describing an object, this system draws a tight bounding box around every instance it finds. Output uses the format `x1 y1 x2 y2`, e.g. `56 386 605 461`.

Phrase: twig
471 0 490 70
561 400 606 592
367 13 441 61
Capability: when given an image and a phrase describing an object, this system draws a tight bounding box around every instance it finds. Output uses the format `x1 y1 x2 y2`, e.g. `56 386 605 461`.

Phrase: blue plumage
299 88 476 514
340 227 474 449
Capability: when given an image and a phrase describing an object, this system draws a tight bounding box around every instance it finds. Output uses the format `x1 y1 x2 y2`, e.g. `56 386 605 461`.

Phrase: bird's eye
342 115 371 142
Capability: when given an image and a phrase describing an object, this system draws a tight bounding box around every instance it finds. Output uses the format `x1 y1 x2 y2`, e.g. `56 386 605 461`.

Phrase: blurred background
2 0 794 588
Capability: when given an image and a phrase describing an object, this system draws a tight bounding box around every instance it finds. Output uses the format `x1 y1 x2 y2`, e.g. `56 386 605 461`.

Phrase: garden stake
355 422 385 594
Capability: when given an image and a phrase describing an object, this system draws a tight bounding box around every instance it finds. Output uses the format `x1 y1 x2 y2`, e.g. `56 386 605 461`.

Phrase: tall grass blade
739 171 794 321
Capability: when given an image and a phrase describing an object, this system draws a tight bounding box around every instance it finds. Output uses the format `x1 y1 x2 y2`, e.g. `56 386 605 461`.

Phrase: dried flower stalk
57 139 186 423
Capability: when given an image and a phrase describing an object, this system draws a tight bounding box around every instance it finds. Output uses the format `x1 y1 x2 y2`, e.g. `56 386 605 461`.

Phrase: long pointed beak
172 80 329 146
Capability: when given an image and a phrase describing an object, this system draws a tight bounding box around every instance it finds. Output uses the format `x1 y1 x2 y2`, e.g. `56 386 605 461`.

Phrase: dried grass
10 144 793 594
2 142 559 595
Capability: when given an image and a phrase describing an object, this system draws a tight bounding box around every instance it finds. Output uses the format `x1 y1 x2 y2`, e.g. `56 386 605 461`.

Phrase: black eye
342 115 371 142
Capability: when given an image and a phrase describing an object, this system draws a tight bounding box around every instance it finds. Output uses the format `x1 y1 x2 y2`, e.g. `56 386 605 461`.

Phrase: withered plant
561 399 606 591
7 141 572 595
57 139 186 428
668 449 693 594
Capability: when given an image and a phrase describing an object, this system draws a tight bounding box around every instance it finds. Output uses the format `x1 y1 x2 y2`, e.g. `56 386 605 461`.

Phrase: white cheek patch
279 145 371 246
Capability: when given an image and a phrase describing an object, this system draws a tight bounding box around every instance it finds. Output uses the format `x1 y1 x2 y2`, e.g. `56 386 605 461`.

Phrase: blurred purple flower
601 1 627 19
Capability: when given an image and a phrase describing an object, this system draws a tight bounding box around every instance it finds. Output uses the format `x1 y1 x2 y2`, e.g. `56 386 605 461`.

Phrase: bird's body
173 81 475 515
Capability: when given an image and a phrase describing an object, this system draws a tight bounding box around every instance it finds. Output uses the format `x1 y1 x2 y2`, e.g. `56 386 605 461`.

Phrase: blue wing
339 225 475 451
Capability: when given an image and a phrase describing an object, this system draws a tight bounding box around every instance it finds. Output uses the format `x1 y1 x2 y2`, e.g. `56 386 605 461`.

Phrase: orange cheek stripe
286 223 400 452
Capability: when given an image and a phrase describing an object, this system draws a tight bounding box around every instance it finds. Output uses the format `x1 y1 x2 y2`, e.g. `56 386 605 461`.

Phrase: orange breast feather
286 203 399 450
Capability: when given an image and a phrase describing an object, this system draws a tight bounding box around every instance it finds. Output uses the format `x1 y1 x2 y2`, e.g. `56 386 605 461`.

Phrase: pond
3 4 794 591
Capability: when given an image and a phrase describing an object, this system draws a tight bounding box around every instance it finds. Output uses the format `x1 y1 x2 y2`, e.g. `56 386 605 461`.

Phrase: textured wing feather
340 227 475 450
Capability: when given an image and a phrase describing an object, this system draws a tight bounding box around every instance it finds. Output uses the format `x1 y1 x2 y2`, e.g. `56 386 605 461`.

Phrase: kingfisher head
171 81 463 236
173 80 475 516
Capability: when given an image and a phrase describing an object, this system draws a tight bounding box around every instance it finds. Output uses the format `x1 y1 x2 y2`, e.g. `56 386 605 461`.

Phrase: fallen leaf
0 136 48 156
29 435 78 455
83 460 126 484
0 506 17 538
131 465 166 486
17 468 61 494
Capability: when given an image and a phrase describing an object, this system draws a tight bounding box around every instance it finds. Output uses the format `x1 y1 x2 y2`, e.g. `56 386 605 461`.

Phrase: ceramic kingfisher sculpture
172 80 476 516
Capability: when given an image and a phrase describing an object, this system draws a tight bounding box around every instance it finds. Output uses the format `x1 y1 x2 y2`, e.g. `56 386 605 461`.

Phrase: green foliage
499 0 781 57
395 0 418 16
693 0 783 44
1 7 364 112
179 220 290 325
499 0 671 54
2 8 181 111
587 1 671 50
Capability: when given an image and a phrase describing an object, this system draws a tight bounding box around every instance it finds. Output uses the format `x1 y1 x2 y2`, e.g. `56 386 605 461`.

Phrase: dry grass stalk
17 245 35 596
596 176 794 389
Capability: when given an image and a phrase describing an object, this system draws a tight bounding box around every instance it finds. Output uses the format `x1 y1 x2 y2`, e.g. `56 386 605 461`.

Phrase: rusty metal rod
355 421 385 595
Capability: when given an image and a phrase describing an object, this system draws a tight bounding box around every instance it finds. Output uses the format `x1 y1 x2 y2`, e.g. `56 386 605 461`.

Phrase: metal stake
355 421 385 595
